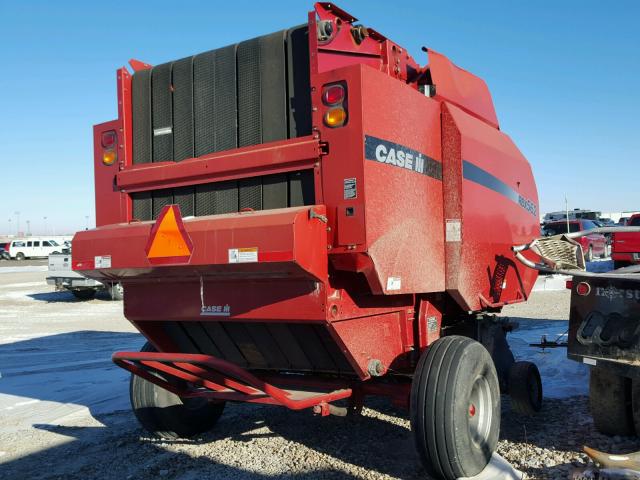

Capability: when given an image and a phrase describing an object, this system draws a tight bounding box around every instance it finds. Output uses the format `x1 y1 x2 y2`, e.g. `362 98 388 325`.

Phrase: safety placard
228 247 258 263
94 255 111 269
343 178 357 199
445 219 462 242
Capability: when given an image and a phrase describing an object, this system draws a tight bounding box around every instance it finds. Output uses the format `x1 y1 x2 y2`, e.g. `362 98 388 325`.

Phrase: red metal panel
329 312 405 378
117 67 133 178
117 136 321 193
93 67 132 227
416 297 444 349
428 49 499 129
73 205 328 282
310 65 367 255
123 279 326 322
442 103 539 311
359 67 445 295
93 119 126 227
310 3 422 84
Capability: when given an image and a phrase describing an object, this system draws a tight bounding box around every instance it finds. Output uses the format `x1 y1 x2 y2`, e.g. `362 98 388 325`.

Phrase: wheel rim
468 375 493 448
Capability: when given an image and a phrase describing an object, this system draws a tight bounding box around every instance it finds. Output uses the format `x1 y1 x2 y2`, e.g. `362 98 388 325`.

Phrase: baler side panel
442 103 539 311
360 68 445 295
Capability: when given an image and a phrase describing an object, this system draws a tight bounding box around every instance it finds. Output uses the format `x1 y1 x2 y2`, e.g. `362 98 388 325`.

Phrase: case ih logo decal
201 304 231 317
462 161 538 217
365 135 442 181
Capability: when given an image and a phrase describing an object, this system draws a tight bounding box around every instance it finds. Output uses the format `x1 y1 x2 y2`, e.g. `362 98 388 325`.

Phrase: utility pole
43 216 48 235
26 220 31 236
565 196 570 232
14 211 20 235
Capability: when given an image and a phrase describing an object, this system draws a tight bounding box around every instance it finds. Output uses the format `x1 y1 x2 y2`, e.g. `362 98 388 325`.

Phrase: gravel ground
1 271 638 480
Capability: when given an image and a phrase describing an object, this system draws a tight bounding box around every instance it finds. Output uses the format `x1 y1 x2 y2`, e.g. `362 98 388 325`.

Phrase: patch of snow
509 319 589 399
0 330 144 428
460 453 524 480
0 282 45 289
0 266 48 274
533 274 570 292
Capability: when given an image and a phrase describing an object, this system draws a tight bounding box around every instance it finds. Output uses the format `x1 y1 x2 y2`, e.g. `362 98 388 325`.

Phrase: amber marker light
324 107 347 128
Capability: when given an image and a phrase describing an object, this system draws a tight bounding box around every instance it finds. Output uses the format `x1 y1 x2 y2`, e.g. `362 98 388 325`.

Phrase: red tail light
322 84 345 105
576 281 591 296
565 280 573 290
101 130 117 149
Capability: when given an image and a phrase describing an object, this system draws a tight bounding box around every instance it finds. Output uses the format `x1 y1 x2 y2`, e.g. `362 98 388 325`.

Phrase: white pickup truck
47 252 123 300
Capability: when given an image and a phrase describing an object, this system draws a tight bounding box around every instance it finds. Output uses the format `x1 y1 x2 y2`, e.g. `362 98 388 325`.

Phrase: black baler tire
589 367 633 436
130 342 225 440
72 289 96 300
410 336 500 479
508 361 543 416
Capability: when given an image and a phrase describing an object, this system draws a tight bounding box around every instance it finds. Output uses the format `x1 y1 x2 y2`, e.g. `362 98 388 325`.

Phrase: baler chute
74 3 542 478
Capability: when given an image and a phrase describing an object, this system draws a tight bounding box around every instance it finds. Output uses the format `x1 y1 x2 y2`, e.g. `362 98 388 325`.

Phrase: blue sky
1 1 638 234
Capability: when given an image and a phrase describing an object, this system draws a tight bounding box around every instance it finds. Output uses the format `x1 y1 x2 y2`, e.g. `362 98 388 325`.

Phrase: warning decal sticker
228 247 258 264
344 178 357 199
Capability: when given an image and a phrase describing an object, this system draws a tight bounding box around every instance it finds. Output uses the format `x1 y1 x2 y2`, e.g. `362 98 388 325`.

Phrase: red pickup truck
612 213 640 268
543 219 607 261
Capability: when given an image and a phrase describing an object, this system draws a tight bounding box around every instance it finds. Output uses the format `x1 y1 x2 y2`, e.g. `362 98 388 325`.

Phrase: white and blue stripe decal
462 160 537 216
364 134 536 217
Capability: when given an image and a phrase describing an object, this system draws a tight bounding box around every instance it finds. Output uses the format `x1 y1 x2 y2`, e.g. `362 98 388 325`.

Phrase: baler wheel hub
468 375 493 448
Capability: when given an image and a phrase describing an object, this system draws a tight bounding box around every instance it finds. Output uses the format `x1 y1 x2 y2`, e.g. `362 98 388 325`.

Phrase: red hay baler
74 3 541 478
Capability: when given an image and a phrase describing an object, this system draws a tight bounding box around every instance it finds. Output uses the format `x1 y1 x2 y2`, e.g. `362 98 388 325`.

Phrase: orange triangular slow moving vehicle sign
145 205 193 265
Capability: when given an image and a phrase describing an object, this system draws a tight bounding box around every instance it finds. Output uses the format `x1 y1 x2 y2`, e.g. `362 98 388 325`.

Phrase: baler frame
113 350 411 414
